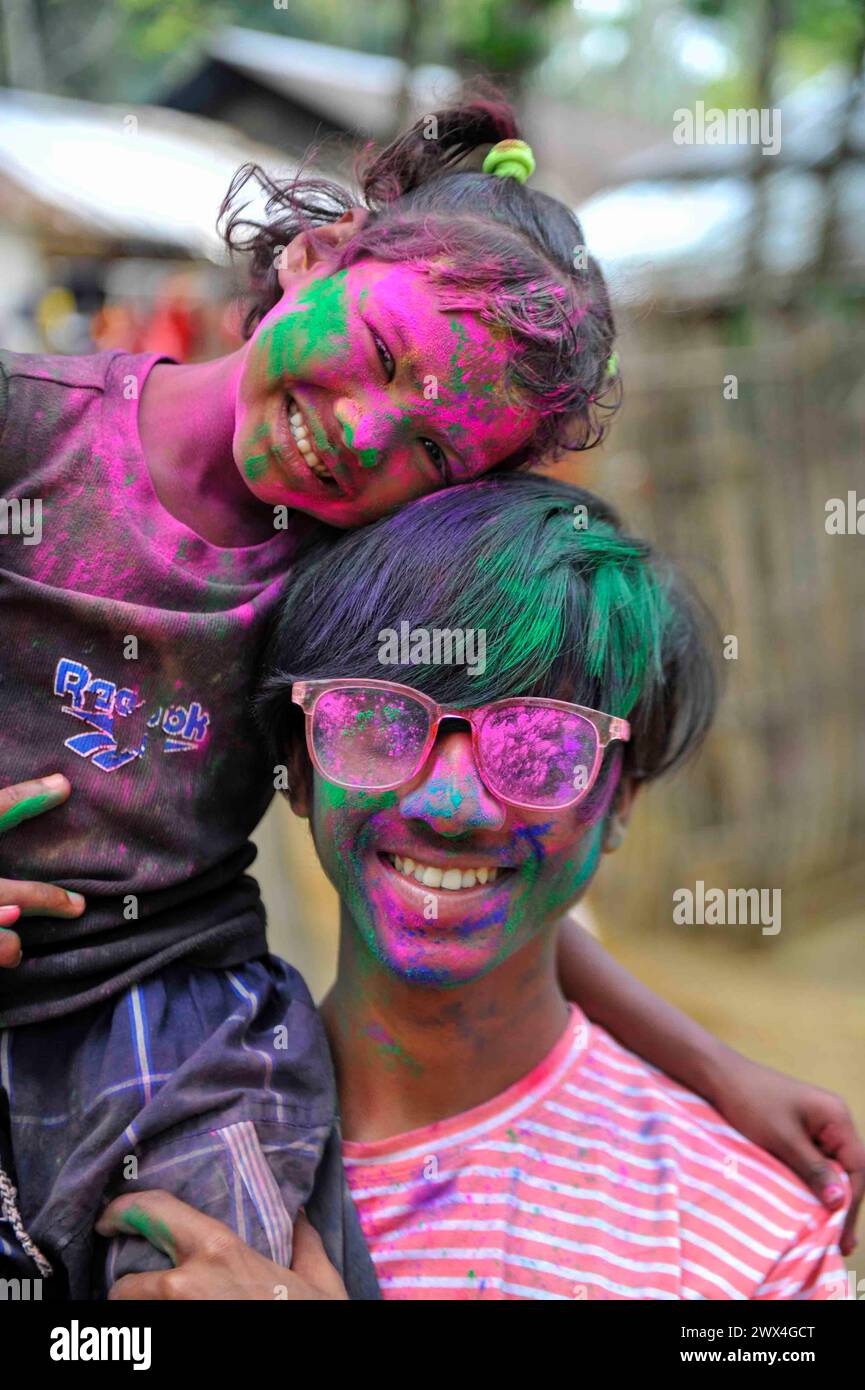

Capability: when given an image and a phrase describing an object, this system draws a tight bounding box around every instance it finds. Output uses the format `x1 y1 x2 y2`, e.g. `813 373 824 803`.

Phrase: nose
399 726 506 836
333 395 395 470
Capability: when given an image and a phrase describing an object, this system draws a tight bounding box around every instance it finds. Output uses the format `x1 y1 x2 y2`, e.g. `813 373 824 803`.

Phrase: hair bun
482 139 535 184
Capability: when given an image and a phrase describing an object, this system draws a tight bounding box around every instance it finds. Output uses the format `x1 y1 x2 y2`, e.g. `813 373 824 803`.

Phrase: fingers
782 1098 865 1253
291 1211 348 1299
108 1270 183 1301
0 879 85 918
811 1113 865 1255
0 775 70 834
768 1120 844 1207
97 1190 234 1265
0 776 82 928
841 1171 864 1256
0 908 21 967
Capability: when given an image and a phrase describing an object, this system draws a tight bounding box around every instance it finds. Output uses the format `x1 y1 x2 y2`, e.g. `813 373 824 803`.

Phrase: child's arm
559 916 864 1254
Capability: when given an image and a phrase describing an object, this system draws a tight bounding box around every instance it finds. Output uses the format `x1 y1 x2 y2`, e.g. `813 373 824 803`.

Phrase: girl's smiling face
300 722 625 987
233 237 540 527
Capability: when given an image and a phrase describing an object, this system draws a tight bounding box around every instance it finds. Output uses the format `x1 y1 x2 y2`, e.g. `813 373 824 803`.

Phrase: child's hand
0 774 85 967
98 1192 349 1301
711 1050 864 1255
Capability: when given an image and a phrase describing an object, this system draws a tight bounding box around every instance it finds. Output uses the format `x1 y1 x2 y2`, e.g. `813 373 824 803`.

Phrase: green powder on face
118 1206 178 1265
266 270 351 382
446 317 471 390
342 420 379 470
0 792 60 833
243 452 270 482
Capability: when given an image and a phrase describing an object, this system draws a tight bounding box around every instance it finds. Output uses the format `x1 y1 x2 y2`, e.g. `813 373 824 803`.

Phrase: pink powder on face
315 714 615 988
232 260 540 527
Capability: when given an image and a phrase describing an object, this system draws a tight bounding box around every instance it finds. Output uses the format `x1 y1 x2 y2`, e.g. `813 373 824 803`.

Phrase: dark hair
220 89 618 465
256 474 719 788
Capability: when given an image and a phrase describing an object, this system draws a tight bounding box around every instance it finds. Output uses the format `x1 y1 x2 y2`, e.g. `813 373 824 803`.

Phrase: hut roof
0 88 291 260
200 25 461 141
578 71 865 306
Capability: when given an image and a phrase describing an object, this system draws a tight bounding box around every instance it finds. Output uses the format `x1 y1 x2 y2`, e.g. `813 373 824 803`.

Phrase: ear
285 738 314 820
276 207 370 294
602 776 639 854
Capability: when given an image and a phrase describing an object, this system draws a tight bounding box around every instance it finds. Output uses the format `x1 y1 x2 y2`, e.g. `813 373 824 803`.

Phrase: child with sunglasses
100 474 850 1300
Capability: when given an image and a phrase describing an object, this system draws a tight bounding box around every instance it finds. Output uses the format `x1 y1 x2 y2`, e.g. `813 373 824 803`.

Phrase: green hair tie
482 139 535 184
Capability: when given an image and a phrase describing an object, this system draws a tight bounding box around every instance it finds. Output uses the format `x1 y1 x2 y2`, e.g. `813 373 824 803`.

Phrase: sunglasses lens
478 703 599 807
312 687 430 788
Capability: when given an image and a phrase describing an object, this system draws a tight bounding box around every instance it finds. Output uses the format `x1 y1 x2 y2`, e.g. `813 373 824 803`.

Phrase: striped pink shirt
343 1006 849 1300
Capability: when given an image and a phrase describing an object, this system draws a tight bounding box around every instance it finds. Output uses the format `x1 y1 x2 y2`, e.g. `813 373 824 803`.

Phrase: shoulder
0 348 124 392
580 1023 848 1298
581 1021 824 1200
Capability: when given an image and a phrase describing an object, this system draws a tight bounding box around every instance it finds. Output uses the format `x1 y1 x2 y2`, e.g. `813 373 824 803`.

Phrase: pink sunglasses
292 678 630 812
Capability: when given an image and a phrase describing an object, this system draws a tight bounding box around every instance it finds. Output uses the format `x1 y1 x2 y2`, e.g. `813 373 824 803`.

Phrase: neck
323 906 570 1143
138 347 281 548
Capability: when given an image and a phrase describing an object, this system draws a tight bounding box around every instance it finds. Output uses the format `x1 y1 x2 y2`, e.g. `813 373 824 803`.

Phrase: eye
420 438 450 481
369 326 395 383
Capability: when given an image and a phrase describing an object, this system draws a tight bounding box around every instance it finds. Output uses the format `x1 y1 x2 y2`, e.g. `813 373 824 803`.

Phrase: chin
368 914 510 987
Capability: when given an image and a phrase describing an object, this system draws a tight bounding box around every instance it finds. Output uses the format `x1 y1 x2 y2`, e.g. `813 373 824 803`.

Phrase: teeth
388 855 499 890
286 397 330 479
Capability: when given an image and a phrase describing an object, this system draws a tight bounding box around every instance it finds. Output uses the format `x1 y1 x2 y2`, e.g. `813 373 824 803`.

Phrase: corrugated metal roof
205 25 460 138
0 88 294 259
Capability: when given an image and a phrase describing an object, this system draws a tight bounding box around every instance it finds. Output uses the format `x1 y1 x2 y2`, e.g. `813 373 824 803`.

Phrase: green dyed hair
257 475 718 783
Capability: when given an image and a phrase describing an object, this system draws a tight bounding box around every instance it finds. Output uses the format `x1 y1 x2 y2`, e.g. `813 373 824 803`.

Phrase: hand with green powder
98 1192 349 1301
0 774 85 967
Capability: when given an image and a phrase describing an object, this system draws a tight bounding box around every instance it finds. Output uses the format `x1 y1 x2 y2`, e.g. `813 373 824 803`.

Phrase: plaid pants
0 955 379 1299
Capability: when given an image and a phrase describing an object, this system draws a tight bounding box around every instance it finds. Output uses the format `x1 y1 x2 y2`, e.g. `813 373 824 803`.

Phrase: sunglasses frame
292 677 631 813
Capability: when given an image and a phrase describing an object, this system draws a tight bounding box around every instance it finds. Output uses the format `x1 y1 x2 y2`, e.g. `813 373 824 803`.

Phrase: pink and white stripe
344 1008 849 1300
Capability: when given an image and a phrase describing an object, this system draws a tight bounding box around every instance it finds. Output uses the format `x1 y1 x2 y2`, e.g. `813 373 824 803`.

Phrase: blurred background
1 0 862 1258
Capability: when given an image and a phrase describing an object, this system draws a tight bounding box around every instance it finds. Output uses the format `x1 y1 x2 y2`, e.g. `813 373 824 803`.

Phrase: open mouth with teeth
286 395 339 487
382 852 510 891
